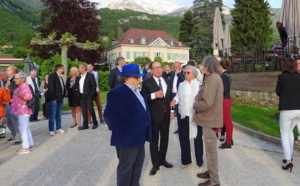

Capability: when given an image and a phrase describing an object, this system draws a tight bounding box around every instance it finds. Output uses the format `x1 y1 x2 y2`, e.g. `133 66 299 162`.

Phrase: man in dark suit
109 57 126 89
142 61 173 176
142 64 149 80
170 61 185 134
104 63 152 186
47 64 67 136
78 64 98 130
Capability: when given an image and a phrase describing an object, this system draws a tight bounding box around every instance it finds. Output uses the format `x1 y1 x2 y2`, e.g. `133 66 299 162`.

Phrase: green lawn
232 103 298 138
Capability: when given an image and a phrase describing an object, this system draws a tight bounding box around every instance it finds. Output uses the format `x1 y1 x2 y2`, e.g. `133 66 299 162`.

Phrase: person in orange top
0 82 12 137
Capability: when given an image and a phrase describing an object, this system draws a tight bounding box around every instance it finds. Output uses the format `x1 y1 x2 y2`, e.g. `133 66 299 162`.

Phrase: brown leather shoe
198 180 220 186
197 171 210 179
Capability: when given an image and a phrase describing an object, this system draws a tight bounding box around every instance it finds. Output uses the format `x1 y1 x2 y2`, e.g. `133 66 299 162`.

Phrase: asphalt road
0 113 299 186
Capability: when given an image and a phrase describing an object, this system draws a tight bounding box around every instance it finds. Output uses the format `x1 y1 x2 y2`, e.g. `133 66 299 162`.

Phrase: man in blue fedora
104 63 152 186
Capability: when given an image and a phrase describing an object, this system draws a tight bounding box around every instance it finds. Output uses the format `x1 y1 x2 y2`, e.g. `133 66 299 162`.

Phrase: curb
233 122 300 151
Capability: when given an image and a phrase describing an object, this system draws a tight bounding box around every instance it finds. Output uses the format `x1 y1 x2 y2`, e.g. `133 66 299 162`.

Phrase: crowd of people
105 55 235 186
2 55 300 185
0 63 105 154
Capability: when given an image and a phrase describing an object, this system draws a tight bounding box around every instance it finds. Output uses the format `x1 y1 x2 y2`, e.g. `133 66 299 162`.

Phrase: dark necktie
158 79 163 91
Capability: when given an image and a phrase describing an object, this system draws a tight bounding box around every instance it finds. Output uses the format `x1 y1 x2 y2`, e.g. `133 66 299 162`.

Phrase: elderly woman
276 58 300 172
193 56 223 186
170 66 203 169
40 74 50 119
11 72 34 154
66 67 81 128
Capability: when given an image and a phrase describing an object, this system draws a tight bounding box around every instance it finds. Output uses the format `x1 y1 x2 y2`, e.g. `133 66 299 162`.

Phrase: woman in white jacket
170 65 203 169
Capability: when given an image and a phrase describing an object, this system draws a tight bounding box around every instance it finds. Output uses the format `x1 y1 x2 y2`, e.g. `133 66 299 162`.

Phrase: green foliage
14 62 25 71
231 0 273 51
134 57 152 67
98 71 110 91
190 0 224 59
99 8 181 38
154 56 162 63
179 11 193 45
162 62 174 68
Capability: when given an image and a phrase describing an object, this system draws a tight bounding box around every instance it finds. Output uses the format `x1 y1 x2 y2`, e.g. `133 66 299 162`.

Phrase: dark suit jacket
142 68 148 80
276 73 300 110
142 76 171 124
109 67 121 89
66 76 80 95
81 72 96 98
47 72 66 102
170 70 185 98
8 75 18 97
104 83 152 148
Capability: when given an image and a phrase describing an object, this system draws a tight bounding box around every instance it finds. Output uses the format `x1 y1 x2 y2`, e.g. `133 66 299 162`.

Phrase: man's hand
52 100 57 104
155 90 164 98
170 99 176 109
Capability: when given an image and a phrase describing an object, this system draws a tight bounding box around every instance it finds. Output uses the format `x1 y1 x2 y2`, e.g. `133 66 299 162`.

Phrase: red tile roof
0 54 15 59
109 28 189 48
0 59 23 64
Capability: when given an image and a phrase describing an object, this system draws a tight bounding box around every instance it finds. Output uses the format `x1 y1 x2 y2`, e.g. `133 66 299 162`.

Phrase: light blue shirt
125 83 146 110
91 70 100 92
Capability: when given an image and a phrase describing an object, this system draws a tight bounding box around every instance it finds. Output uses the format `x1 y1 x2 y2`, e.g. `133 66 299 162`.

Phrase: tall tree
190 0 224 59
231 0 273 51
179 11 193 45
34 0 102 63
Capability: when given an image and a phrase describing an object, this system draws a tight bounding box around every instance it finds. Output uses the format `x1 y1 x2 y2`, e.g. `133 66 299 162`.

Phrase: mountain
100 0 187 15
12 0 43 10
99 8 181 38
166 5 232 17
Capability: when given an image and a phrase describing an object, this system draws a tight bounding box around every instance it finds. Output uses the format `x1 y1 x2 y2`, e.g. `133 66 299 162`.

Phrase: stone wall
231 72 280 109
231 90 279 109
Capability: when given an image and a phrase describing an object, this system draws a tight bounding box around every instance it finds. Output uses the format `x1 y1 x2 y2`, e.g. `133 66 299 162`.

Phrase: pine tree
231 0 273 51
179 11 193 45
190 0 224 59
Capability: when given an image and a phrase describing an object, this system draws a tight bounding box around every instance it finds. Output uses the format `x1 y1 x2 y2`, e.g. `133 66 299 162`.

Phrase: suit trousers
87 91 103 121
80 94 97 127
203 127 220 185
5 104 19 138
30 99 40 121
116 146 145 186
150 113 170 166
178 115 203 166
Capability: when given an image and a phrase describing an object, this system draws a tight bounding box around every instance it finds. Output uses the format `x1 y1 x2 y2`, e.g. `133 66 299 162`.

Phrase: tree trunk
61 44 68 81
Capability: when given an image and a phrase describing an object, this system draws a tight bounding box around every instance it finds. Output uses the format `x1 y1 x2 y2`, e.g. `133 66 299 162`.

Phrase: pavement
0 111 300 186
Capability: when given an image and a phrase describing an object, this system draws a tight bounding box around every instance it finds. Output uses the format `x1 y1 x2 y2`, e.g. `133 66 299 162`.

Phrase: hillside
0 0 41 45
99 8 181 38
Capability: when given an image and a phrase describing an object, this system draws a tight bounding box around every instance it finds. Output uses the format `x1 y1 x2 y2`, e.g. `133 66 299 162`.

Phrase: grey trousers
202 127 220 185
5 104 19 138
116 146 145 186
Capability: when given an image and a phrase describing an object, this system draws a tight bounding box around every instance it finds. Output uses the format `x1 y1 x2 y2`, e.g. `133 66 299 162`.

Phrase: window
118 52 121 57
154 52 164 60
126 51 130 60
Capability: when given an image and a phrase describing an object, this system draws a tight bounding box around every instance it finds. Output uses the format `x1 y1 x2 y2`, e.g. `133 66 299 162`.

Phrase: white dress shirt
125 83 146 110
79 72 87 94
151 76 167 100
172 72 179 93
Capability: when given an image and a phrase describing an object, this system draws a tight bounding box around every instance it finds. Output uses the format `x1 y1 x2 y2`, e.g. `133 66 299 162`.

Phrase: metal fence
223 37 300 73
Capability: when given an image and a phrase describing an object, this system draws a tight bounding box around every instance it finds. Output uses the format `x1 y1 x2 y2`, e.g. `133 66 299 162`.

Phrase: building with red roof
106 28 190 64
0 54 23 67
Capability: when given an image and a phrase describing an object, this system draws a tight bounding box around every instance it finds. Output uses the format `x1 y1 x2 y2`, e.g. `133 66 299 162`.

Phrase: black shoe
70 123 77 128
160 160 173 168
0 135 5 138
231 140 234 146
220 136 225 142
282 163 293 172
149 166 159 176
92 124 98 129
173 130 178 134
12 141 22 147
219 142 232 149
7 137 15 142
78 126 89 130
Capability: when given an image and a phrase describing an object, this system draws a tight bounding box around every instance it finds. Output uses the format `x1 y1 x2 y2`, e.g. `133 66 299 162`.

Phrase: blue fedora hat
118 64 144 77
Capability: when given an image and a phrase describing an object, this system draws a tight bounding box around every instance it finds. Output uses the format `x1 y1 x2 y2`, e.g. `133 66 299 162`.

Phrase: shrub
154 56 162 63
99 70 110 91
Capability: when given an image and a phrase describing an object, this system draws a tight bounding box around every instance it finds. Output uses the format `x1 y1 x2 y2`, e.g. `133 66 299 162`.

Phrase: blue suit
104 83 152 148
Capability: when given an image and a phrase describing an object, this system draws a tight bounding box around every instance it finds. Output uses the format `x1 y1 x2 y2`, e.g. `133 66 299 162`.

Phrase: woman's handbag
26 85 38 109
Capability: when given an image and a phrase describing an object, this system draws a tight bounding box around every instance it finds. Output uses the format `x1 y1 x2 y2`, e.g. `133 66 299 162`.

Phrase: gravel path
0 113 299 186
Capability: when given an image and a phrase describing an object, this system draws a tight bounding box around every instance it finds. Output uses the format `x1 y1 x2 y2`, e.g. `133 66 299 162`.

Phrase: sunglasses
184 71 192 75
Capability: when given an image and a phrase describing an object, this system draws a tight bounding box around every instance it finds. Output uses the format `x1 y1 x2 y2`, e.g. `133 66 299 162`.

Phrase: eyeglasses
184 71 192 75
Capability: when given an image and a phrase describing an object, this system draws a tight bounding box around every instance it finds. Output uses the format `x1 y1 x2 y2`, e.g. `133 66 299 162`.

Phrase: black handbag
26 85 38 109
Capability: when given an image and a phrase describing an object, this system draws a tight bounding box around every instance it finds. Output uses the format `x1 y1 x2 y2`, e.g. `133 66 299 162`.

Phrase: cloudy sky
92 0 282 8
